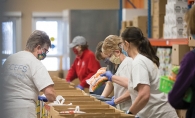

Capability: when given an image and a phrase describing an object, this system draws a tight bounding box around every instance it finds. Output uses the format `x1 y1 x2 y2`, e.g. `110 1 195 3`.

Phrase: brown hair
121 27 159 67
95 41 104 60
80 43 88 51
102 35 122 56
185 5 195 35
25 30 51 52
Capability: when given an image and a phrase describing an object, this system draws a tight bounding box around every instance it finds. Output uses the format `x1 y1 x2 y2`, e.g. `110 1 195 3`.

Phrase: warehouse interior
1 0 195 118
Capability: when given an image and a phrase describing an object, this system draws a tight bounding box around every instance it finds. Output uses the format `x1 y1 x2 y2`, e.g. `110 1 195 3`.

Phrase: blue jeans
90 84 106 95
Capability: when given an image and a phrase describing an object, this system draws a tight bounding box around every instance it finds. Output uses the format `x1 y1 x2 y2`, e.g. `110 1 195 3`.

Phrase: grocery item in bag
86 67 108 92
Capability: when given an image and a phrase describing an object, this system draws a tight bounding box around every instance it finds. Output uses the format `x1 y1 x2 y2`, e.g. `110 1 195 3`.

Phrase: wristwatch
126 110 133 114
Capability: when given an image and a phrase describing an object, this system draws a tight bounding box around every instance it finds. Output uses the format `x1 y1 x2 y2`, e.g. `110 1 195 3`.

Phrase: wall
3 0 119 49
2 0 119 78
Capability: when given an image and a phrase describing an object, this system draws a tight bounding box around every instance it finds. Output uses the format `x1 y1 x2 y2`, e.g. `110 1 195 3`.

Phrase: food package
86 67 108 92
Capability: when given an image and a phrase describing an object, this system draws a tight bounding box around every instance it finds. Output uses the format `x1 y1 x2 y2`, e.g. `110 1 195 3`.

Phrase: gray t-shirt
114 57 132 111
128 54 178 118
2 51 54 109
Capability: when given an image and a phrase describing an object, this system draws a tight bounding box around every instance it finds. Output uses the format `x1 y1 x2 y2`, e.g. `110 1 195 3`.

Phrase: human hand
105 98 116 106
76 85 84 90
100 71 113 81
38 95 48 102
111 96 115 100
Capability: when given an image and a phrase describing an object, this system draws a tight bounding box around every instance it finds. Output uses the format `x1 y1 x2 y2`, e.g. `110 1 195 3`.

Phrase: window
2 21 14 55
32 12 69 71
1 12 22 65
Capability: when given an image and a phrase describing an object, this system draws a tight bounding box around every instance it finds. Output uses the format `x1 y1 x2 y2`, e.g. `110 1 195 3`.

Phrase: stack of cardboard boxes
133 16 148 37
120 20 133 35
164 0 188 39
120 16 148 37
152 0 167 38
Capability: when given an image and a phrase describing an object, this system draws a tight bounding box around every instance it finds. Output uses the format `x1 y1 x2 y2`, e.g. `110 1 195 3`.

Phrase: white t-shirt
2 51 54 109
128 54 177 118
114 57 132 111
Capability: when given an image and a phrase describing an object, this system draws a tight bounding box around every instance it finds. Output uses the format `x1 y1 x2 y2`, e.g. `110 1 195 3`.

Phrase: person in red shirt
66 36 101 91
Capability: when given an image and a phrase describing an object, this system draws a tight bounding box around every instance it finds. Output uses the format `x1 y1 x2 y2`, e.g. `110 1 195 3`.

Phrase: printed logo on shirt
77 61 80 66
82 61 85 67
5 63 28 79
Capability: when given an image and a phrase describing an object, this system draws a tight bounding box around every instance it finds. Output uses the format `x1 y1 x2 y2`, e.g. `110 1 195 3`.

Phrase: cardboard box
152 14 165 27
153 25 164 38
171 44 190 65
46 105 135 118
121 21 127 29
152 14 165 38
126 21 133 27
153 0 167 15
188 36 195 47
133 16 148 37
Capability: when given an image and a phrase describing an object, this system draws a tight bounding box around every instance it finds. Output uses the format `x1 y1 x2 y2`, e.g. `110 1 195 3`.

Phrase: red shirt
66 49 101 88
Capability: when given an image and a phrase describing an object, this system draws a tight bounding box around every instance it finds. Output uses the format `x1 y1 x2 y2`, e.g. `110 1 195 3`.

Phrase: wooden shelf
149 38 188 47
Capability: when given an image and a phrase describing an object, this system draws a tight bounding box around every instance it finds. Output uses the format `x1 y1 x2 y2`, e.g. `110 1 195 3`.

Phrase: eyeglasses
42 48 49 54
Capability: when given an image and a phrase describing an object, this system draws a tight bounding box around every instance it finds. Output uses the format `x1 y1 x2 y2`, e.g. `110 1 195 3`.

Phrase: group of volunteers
1 5 195 118
66 6 195 118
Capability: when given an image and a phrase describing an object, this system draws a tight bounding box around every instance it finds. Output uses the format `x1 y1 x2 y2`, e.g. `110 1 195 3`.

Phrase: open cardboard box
54 85 76 90
55 90 85 95
45 104 135 118
62 96 95 101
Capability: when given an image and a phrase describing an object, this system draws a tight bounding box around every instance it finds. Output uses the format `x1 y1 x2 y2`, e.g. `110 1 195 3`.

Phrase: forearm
101 81 114 97
66 72 77 82
114 90 131 104
129 94 149 115
129 84 150 115
43 85 56 102
112 75 128 88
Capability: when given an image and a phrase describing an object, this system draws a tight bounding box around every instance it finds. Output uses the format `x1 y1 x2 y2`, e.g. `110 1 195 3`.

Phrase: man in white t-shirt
1 30 56 118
